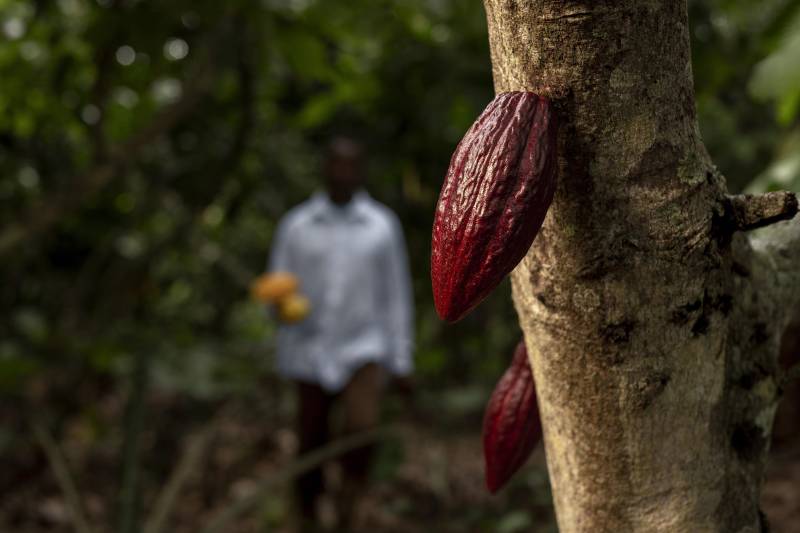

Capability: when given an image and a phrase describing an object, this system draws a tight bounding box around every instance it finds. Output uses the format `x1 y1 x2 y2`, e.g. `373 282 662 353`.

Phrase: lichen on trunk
482 0 800 531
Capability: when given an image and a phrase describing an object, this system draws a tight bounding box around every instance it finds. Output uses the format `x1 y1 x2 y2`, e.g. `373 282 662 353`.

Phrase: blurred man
268 137 414 531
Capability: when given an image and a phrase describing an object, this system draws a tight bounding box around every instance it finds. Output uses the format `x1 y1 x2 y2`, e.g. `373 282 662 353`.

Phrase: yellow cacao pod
277 293 311 323
250 272 299 303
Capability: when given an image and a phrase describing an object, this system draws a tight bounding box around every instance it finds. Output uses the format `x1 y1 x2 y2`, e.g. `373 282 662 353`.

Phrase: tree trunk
482 1 800 531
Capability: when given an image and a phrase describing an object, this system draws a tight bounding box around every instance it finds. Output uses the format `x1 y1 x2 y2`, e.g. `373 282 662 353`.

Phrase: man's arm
383 215 414 377
268 217 293 273
262 218 295 321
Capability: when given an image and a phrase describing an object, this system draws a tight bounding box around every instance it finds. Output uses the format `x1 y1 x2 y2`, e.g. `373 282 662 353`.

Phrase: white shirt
268 190 414 392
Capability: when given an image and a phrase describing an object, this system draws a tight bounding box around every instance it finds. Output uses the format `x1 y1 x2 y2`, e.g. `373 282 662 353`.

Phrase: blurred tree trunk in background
484 0 800 531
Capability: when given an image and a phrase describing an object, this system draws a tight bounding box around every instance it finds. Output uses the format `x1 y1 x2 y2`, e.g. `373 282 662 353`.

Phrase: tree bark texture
482 1 800 531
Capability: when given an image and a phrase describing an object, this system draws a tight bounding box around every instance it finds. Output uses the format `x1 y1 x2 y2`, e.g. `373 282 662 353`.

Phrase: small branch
117 351 150 533
727 191 798 232
143 426 212 533
199 426 400 533
31 419 97 533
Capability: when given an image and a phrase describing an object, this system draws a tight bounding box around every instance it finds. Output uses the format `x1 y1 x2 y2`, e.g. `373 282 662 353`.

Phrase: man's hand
250 272 298 303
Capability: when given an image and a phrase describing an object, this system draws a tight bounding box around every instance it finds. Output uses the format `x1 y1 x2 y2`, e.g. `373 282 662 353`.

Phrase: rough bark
481 1 800 531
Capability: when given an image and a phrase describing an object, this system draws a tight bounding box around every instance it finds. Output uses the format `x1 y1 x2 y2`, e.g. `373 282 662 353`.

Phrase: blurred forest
1 0 799 532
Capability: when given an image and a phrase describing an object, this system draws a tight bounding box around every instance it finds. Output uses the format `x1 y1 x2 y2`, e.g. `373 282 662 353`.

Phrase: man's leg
295 380 333 525
338 362 385 528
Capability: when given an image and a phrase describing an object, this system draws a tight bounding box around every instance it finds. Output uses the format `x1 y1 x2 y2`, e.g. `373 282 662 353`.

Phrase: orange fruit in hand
250 272 299 303
277 293 311 323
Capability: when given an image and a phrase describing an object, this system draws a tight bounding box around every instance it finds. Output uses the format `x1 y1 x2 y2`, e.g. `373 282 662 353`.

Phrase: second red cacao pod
431 92 557 322
482 340 542 493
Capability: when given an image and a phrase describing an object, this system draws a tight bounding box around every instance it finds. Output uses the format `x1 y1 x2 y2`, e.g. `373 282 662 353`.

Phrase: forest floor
1 385 798 533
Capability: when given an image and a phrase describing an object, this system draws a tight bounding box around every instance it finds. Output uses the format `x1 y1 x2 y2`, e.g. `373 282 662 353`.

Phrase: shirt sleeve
268 216 293 273
383 215 415 376
264 217 294 320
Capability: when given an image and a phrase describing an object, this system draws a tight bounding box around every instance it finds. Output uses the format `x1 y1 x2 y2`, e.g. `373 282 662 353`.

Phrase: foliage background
1 0 799 531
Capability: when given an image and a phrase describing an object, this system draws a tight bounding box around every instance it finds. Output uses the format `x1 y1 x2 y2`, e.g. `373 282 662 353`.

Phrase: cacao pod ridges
482 340 542 493
431 91 557 322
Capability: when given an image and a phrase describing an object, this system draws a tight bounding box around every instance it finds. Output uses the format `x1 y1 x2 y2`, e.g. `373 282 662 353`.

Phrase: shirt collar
310 190 370 223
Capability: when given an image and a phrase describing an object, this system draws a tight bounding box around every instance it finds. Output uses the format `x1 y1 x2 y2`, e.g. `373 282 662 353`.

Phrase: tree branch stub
727 191 798 232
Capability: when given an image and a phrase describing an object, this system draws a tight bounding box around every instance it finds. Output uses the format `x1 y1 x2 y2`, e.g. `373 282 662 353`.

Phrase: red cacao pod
431 92 557 322
482 340 542 493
